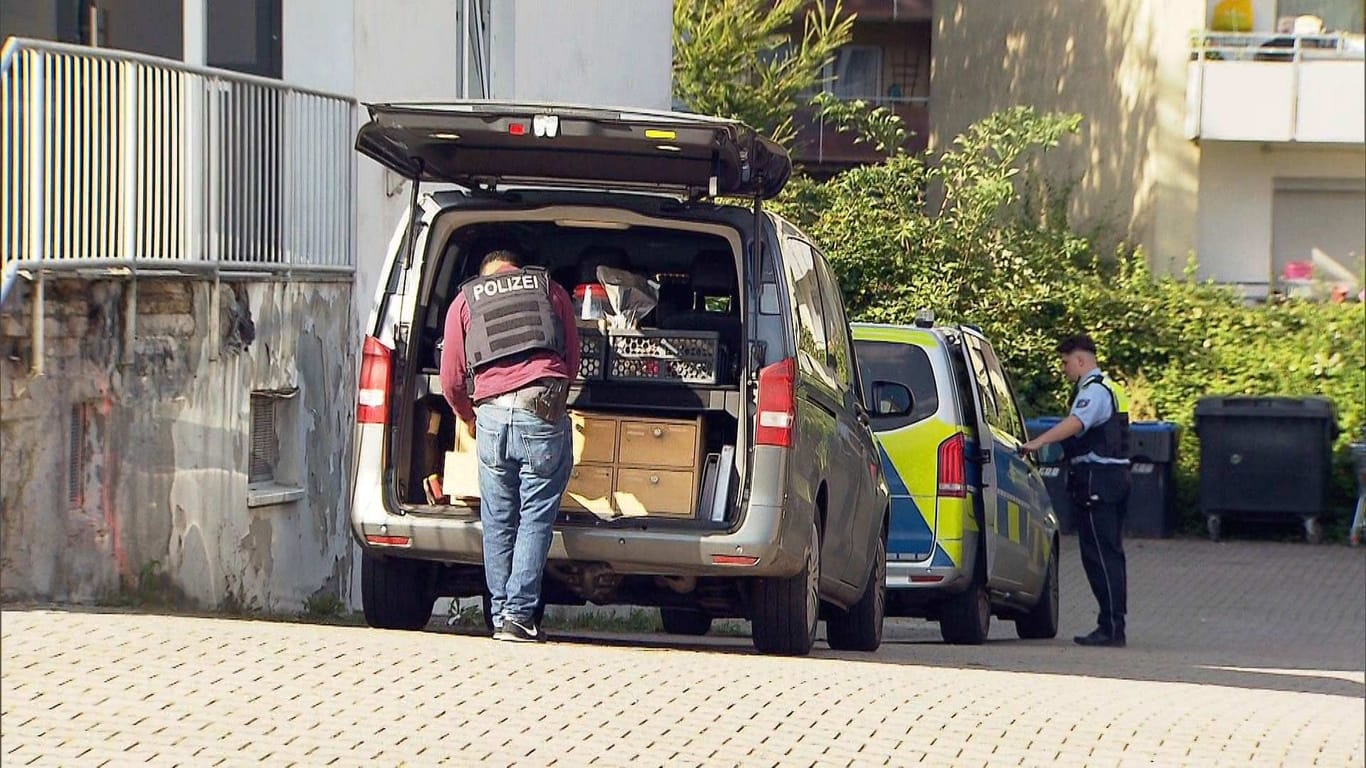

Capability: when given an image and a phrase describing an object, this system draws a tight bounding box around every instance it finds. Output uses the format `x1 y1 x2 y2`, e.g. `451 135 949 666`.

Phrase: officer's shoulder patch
1075 398 1091 409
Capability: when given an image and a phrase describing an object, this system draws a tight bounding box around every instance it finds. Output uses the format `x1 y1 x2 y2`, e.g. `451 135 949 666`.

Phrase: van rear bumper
353 502 810 578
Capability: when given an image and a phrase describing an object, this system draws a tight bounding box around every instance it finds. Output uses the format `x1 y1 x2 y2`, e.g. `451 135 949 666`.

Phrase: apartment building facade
930 0 1364 299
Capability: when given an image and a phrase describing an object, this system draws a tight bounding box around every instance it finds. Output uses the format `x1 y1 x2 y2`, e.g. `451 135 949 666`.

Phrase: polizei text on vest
472 273 543 299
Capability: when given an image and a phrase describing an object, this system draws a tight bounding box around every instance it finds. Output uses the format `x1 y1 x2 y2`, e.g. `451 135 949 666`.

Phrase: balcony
1186 31 1366 143
790 97 929 173
1 38 357 305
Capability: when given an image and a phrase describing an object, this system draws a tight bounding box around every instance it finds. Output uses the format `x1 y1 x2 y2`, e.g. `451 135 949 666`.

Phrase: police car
852 317 1059 643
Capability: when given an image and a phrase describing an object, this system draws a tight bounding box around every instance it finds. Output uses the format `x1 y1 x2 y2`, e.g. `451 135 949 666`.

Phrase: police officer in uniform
1021 334 1131 648
440 247 580 643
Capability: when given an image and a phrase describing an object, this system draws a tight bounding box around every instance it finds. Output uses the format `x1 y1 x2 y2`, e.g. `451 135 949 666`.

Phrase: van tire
361 552 434 630
1015 543 1060 639
826 533 886 652
940 550 990 645
660 608 713 636
751 519 820 656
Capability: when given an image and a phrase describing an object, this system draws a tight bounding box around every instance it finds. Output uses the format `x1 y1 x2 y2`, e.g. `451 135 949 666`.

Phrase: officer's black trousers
1069 463 1130 638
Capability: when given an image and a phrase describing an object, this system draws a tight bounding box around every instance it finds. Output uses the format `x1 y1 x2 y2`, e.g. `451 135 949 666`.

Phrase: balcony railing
1186 31 1366 143
791 96 930 171
1 38 357 305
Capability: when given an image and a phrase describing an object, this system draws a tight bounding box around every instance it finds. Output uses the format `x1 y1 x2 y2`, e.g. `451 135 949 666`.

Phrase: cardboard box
442 418 481 501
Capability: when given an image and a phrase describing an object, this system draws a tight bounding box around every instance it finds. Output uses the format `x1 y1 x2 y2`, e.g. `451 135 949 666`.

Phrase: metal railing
1 38 357 304
1191 31 1366 61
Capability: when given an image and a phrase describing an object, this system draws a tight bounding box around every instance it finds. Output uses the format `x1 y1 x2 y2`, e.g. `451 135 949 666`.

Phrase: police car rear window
854 340 939 430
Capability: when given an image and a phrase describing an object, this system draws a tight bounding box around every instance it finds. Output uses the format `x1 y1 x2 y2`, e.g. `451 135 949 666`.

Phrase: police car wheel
940 552 990 645
1015 544 1060 639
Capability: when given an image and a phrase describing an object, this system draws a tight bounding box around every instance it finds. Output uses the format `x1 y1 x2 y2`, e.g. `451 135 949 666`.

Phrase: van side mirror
870 381 913 417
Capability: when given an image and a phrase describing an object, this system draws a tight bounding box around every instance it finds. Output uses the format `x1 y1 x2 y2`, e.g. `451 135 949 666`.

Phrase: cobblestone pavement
3 537 1363 767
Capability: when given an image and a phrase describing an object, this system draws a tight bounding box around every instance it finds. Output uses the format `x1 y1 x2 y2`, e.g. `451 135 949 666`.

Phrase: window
826 45 883 100
247 388 303 506
814 253 854 392
854 341 940 431
980 343 1027 443
207 0 282 78
249 394 280 484
783 239 828 373
963 335 1000 430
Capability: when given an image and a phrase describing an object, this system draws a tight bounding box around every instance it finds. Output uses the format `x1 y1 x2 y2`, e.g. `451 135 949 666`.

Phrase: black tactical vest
460 266 564 370
1061 373 1131 461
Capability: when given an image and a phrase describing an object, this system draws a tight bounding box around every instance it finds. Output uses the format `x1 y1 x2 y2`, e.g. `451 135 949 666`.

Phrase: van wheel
751 519 820 656
940 553 990 645
660 608 713 636
826 533 886 652
1015 543 1059 639
361 552 434 630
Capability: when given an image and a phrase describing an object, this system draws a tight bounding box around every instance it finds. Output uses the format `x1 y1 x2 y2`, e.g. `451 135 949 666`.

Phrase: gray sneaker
495 617 545 643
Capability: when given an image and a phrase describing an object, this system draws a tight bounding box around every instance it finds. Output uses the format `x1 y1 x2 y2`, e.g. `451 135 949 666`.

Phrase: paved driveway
3 537 1363 767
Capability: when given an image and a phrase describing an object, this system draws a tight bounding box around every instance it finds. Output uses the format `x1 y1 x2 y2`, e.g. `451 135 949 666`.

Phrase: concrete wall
1196 142 1366 292
0 276 356 612
489 0 673 109
932 0 1204 273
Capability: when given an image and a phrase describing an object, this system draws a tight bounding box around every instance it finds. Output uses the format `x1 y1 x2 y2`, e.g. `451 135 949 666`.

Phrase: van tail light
357 336 392 425
755 358 796 448
937 433 968 498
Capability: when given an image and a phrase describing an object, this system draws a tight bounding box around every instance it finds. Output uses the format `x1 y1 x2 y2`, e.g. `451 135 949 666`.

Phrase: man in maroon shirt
441 248 580 642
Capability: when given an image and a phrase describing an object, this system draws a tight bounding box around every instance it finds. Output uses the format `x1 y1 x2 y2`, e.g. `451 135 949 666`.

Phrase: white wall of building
1196 142 1366 295
348 0 465 323
282 0 355 95
489 0 672 109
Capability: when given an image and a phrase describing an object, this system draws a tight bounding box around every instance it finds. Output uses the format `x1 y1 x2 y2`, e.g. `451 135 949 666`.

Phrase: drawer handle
649 474 659 484
652 427 664 438
572 470 580 479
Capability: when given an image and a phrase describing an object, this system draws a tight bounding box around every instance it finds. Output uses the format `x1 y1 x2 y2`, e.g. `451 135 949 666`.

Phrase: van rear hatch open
354 101 792 199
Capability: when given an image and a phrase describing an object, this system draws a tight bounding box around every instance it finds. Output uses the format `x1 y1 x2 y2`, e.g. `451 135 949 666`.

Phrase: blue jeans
476 402 572 625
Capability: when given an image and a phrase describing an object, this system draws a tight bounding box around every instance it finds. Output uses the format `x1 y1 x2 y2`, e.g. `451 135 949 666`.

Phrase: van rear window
854 340 939 430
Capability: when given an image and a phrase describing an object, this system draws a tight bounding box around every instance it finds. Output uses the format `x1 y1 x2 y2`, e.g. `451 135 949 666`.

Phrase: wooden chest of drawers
563 411 704 519
444 411 705 520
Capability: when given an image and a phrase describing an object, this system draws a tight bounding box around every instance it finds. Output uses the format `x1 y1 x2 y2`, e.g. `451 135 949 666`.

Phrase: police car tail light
357 336 392 425
755 358 796 448
937 433 967 498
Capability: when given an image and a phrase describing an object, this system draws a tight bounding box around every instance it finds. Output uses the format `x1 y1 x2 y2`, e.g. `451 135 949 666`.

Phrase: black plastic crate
607 329 720 385
576 326 606 380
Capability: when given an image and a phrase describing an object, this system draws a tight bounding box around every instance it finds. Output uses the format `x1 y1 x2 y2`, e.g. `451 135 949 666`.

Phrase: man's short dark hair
479 248 523 272
1056 334 1097 355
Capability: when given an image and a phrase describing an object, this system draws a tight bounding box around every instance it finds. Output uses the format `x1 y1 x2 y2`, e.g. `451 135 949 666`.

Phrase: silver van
349 102 889 655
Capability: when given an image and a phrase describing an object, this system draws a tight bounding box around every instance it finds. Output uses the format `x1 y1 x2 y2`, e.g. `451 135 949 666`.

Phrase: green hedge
771 108 1365 528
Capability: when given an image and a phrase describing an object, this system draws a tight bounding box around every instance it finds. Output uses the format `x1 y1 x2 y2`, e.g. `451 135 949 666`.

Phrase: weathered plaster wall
0 276 356 612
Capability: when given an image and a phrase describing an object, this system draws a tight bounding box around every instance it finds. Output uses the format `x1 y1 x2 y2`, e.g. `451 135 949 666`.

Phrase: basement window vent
68 404 89 507
249 394 280 484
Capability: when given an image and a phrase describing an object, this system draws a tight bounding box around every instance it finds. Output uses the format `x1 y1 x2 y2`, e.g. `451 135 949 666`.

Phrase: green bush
772 107 1366 527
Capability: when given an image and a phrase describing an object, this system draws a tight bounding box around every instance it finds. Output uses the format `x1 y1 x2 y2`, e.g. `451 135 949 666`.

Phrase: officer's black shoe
1073 628 1126 647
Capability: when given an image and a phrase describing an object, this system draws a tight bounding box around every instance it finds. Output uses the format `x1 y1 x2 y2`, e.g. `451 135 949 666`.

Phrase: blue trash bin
1025 417 1073 534
1127 421 1180 538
